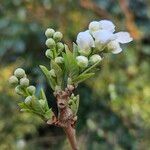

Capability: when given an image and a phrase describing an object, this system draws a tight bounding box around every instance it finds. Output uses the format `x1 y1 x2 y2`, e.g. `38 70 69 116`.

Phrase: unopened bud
39 99 45 107
25 96 32 105
45 49 53 59
27 85 36 95
14 68 25 78
20 78 29 87
45 38 55 48
57 42 64 52
55 57 64 64
9 76 18 86
53 31 63 41
45 28 55 38
76 56 88 68
89 54 102 65
15 85 23 95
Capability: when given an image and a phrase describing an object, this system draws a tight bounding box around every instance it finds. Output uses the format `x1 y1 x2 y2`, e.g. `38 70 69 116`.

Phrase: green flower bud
15 85 23 95
25 96 32 105
14 68 25 78
20 78 29 87
89 54 102 65
45 49 53 59
53 31 63 41
39 99 45 107
76 56 88 68
27 85 36 95
55 57 64 64
45 38 55 48
9 76 18 86
67 78 72 85
57 42 64 52
78 48 91 57
45 28 55 38
49 69 56 77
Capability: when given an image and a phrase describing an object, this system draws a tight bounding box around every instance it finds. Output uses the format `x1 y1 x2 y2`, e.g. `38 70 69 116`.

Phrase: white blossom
99 20 115 32
93 29 115 44
107 32 133 54
76 30 95 56
89 21 100 33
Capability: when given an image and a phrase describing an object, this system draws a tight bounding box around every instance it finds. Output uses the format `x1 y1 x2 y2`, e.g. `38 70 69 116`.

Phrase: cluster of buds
9 68 52 120
45 28 64 64
9 68 35 96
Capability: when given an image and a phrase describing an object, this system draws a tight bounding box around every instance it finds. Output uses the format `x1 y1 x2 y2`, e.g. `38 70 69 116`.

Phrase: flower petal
115 32 133 44
89 21 100 33
93 30 114 44
76 30 95 50
99 20 115 32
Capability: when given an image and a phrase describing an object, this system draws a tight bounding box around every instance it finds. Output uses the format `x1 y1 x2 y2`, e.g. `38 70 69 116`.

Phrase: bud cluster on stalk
9 68 52 121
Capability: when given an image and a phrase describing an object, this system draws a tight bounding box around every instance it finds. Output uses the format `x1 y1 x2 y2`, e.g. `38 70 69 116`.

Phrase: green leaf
39 65 56 90
63 45 79 78
72 73 95 84
73 42 78 58
39 88 47 100
81 61 100 74
51 60 63 86
44 109 53 120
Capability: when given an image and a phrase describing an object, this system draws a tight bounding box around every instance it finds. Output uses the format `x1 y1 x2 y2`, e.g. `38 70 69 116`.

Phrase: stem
63 125 78 150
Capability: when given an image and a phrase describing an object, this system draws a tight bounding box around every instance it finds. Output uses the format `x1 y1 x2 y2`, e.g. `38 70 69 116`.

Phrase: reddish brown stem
64 125 78 150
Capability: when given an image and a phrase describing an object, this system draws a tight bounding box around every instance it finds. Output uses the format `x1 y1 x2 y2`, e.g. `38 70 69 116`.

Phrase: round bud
45 28 55 38
39 99 45 107
49 69 56 77
45 49 53 59
20 78 29 87
57 42 64 52
55 57 64 64
9 76 18 86
14 68 25 78
67 78 72 85
25 96 32 105
53 32 63 41
27 85 36 95
76 56 88 68
45 38 55 48
89 54 102 65
15 85 23 95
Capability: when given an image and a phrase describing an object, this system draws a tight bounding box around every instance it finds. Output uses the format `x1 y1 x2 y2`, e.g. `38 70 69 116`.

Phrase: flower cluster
77 20 133 55
9 68 52 121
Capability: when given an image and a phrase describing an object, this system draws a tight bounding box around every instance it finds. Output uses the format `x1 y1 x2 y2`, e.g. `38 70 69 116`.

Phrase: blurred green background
0 0 150 149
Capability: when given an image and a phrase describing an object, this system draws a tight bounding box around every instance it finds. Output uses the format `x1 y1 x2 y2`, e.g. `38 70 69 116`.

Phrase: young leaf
63 45 79 78
39 65 56 90
72 73 95 84
81 61 100 75
73 42 79 58
51 60 63 86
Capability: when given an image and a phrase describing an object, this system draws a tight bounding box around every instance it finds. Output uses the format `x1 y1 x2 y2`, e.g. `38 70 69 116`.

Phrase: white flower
89 21 100 33
76 30 95 56
76 56 88 68
99 20 115 32
107 32 133 54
